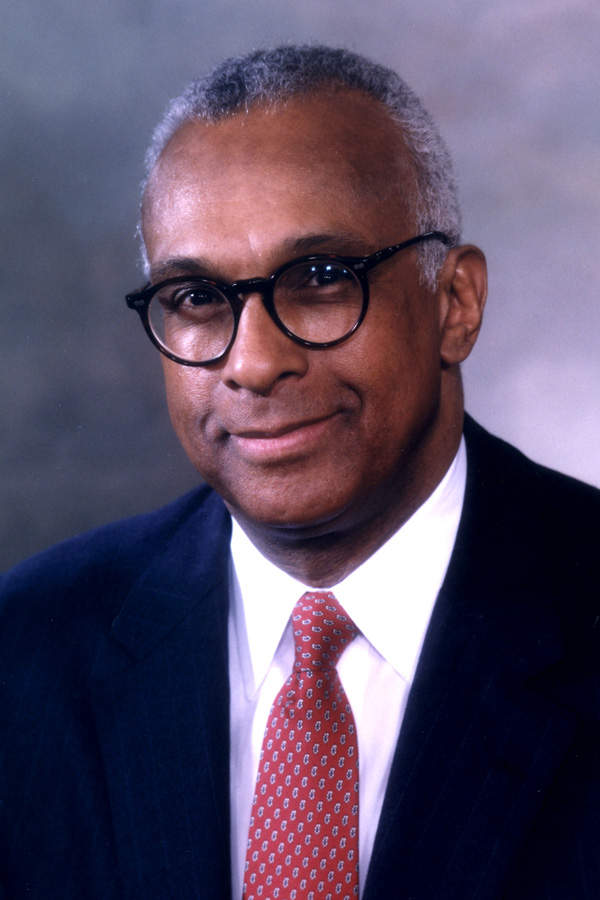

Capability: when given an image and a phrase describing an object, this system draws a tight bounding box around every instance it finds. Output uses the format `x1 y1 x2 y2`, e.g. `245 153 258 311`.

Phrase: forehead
142 90 416 266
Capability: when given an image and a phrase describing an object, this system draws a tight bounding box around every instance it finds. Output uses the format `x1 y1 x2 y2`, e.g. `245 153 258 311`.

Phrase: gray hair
143 45 461 287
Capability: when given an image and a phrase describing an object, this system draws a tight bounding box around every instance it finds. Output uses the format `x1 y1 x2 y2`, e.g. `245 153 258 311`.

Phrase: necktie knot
292 590 358 673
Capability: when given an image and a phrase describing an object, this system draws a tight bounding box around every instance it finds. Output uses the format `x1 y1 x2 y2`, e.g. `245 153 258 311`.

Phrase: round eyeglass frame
125 231 450 367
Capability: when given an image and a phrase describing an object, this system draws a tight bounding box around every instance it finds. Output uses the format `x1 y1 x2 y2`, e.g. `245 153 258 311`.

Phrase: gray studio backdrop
2 0 599 570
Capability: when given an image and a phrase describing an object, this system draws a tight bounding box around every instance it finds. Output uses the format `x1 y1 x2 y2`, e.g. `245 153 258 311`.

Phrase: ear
437 245 487 365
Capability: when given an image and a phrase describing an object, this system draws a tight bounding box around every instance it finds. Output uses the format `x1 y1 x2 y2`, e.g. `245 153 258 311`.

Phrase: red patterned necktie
243 591 360 900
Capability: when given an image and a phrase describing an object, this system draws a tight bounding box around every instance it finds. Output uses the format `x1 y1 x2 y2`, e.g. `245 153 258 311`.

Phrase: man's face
142 91 457 539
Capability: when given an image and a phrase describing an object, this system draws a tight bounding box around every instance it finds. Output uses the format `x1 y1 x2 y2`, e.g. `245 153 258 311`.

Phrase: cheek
162 363 213 449
357 297 440 388
356 316 443 444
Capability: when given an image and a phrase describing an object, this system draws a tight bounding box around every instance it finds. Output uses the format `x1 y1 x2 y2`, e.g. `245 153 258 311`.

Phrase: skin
142 90 487 586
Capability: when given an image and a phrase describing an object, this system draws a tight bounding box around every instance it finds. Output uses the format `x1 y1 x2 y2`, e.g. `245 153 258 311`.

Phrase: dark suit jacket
1 417 599 899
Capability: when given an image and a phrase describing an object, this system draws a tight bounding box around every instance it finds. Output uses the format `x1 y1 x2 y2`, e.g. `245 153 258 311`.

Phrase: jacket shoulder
464 414 600 527
462 415 600 646
0 485 229 640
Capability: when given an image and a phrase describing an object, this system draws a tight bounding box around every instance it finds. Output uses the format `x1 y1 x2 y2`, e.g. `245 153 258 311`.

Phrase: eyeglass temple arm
357 231 451 272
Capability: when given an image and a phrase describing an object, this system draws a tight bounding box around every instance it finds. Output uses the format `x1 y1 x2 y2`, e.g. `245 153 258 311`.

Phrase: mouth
227 414 340 461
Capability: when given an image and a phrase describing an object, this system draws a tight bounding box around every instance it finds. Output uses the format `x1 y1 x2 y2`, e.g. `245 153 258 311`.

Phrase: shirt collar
230 438 466 694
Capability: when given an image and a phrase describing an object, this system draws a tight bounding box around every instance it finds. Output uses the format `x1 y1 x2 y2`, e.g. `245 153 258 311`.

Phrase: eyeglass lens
148 260 364 363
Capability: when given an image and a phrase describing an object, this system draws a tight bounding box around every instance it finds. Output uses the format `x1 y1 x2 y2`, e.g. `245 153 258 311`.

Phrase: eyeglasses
126 231 450 366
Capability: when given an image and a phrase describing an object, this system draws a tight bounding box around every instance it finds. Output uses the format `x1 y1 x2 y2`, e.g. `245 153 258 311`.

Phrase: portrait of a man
1 27 598 900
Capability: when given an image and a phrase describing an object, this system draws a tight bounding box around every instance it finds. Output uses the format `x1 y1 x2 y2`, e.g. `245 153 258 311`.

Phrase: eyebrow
148 232 373 282
149 257 211 281
280 232 371 256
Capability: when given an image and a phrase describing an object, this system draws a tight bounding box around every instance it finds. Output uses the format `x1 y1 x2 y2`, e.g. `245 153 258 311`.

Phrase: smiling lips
228 414 340 461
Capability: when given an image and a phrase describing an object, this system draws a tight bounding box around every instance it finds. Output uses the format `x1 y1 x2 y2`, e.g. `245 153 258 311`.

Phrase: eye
308 263 346 286
305 263 357 290
282 261 354 294
155 282 224 310
175 286 222 308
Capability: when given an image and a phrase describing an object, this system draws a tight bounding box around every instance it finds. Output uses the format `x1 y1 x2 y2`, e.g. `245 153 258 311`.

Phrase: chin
226 484 362 540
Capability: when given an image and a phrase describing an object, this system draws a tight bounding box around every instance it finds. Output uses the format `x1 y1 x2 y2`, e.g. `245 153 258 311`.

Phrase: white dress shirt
228 439 466 898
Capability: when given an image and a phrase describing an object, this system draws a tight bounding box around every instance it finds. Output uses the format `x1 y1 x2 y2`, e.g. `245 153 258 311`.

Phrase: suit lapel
90 491 233 900
364 599 575 899
364 419 578 899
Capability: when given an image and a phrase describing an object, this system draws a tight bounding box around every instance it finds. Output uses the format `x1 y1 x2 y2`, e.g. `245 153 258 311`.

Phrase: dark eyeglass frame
126 230 450 367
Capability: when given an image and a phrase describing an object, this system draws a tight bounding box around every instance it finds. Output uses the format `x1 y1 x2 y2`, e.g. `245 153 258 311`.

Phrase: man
0 45 598 900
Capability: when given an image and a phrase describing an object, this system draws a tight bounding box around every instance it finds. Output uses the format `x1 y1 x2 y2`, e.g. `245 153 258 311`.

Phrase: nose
220 293 308 394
